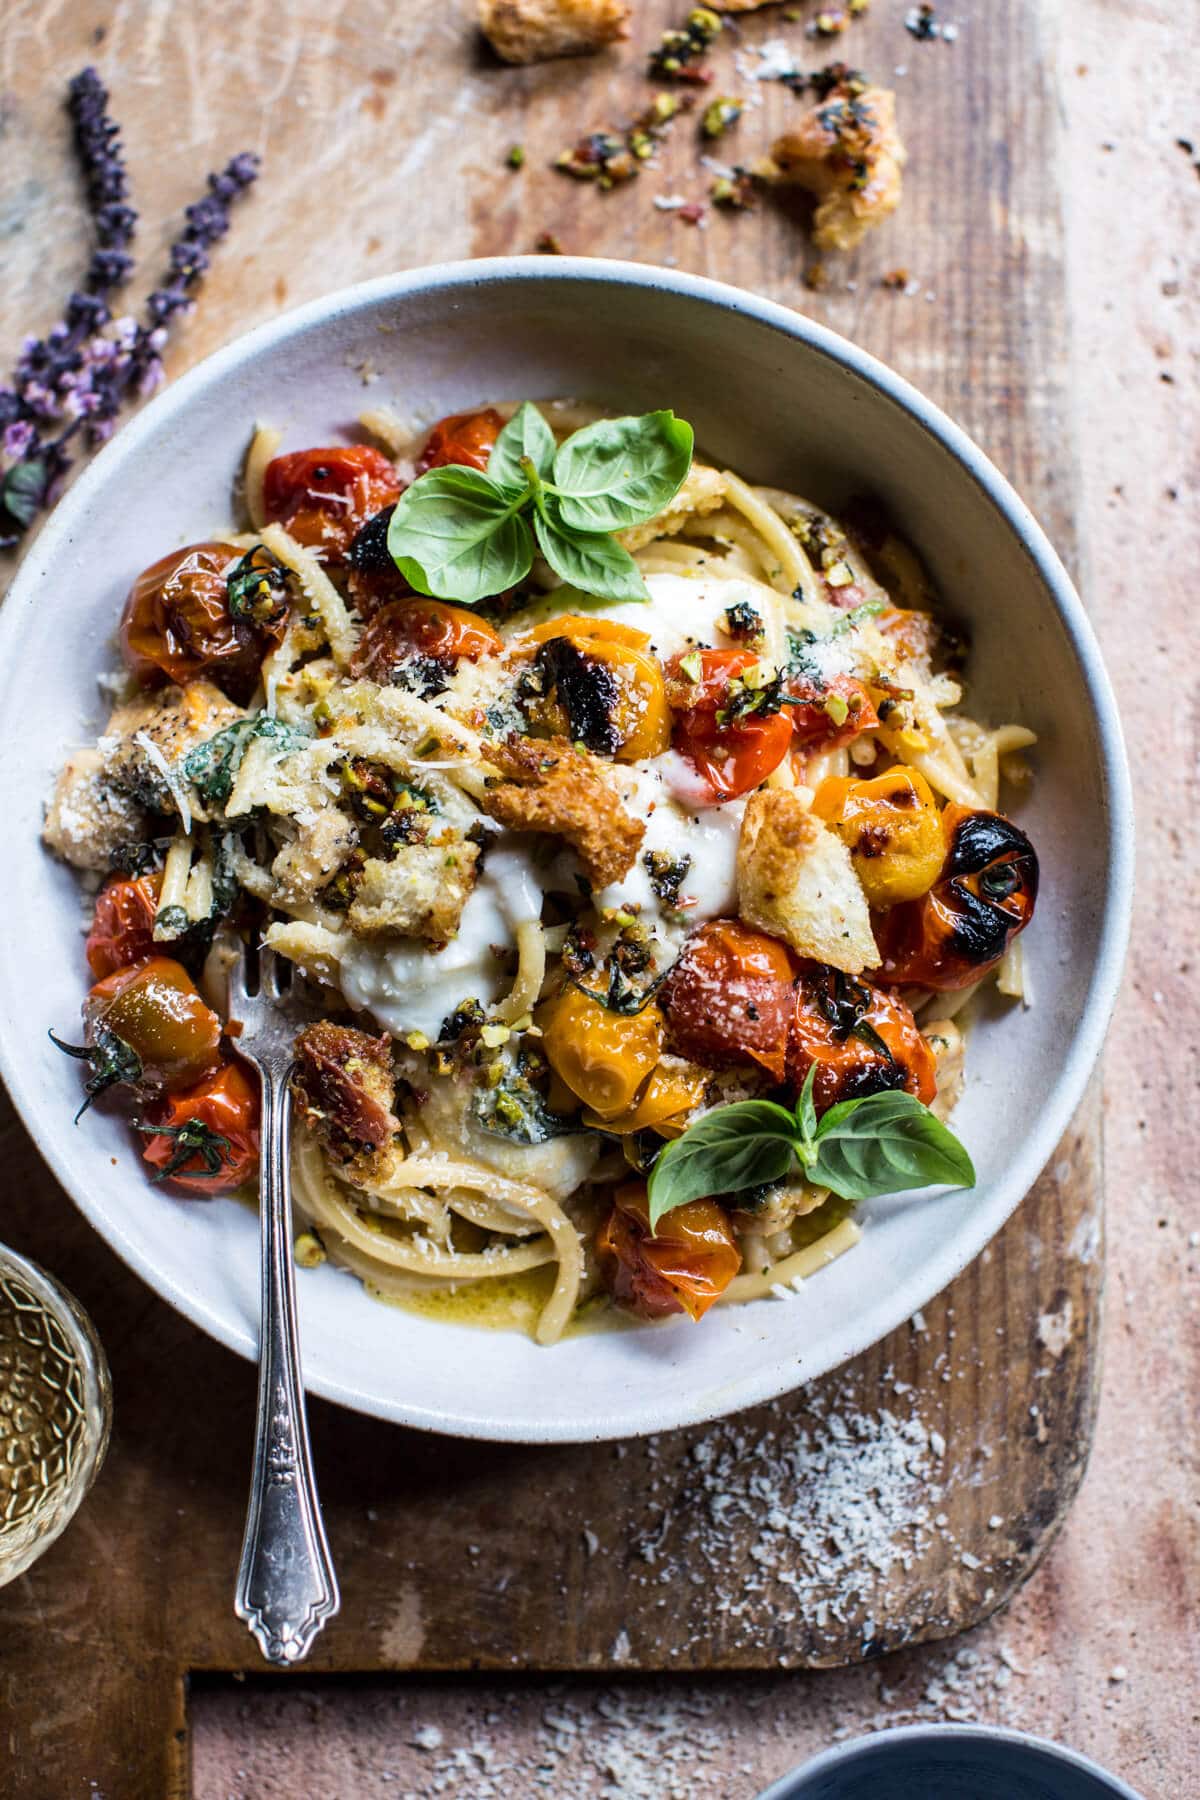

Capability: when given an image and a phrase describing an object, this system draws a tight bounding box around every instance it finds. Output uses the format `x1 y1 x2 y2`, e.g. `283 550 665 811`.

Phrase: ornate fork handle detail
234 1055 339 1664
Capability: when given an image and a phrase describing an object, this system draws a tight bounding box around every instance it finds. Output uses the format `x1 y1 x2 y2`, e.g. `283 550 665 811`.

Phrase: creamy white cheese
597 758 744 944
512 569 779 663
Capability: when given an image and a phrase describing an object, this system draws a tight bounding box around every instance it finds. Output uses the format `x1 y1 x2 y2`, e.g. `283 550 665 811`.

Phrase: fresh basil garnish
182 713 310 807
646 1065 974 1228
387 404 694 607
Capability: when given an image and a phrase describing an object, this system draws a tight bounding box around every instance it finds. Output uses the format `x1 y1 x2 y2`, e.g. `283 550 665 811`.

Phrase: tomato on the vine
787 963 936 1113
139 1059 260 1194
83 957 223 1092
120 542 271 702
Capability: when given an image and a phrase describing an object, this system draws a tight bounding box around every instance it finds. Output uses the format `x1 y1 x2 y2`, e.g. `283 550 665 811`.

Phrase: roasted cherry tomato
351 598 503 687
597 1182 741 1322
84 957 223 1092
414 408 505 475
524 615 670 762
874 806 1039 990
262 445 402 563
85 873 162 978
345 503 412 617
787 963 936 1113
812 767 945 908
784 673 880 755
120 541 270 702
666 649 792 802
581 1061 707 1136
139 1059 260 1195
538 986 665 1121
662 919 796 1082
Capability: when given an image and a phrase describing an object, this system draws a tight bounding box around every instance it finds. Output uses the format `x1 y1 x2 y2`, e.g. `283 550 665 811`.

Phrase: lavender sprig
0 68 258 549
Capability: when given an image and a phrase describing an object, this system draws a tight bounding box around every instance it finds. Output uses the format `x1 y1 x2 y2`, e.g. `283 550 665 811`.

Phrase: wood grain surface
0 3 1105 1796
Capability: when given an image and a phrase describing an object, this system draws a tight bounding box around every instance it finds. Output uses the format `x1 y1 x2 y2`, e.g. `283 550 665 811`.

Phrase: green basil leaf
795 1063 818 1146
807 1090 976 1202
2 458 46 531
387 466 534 604
646 1100 800 1229
534 509 649 603
552 410 694 533
487 402 555 495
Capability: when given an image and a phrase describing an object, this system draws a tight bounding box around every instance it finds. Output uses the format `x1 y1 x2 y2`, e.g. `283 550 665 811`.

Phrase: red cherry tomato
84 957 223 1091
666 648 792 802
787 963 936 1114
875 805 1039 991
415 408 505 475
85 874 162 978
140 1059 260 1195
597 1182 741 1321
350 599 504 684
785 673 880 753
262 445 402 563
120 542 268 701
662 918 797 1082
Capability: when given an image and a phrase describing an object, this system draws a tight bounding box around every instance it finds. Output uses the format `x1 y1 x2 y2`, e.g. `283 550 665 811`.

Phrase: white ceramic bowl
0 260 1132 1441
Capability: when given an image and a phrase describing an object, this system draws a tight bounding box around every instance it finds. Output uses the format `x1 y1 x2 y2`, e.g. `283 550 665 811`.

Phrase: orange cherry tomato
874 805 1039 991
662 919 796 1082
139 1059 260 1195
784 673 880 754
120 541 269 702
812 766 944 908
84 957 223 1091
350 598 503 685
538 987 665 1120
85 873 162 978
415 408 505 475
597 1182 741 1321
787 963 936 1114
666 648 792 801
262 445 402 563
524 616 670 762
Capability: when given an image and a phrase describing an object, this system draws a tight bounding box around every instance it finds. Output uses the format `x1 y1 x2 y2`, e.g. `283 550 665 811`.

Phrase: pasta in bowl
45 394 1040 1348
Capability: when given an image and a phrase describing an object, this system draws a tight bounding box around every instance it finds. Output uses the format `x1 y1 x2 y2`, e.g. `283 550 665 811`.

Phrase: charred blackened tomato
414 408 504 475
345 503 413 617
262 445 402 563
85 873 162 978
138 1058 260 1195
666 649 793 802
597 1182 741 1321
120 542 270 702
662 919 796 1082
874 805 1039 990
787 963 936 1113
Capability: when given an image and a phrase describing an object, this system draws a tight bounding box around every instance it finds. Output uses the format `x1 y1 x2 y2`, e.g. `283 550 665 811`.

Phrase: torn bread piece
768 82 905 252
737 788 879 974
480 734 644 889
43 749 153 872
479 0 630 64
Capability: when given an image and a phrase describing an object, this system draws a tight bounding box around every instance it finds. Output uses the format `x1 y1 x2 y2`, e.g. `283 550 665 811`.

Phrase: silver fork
226 944 339 1665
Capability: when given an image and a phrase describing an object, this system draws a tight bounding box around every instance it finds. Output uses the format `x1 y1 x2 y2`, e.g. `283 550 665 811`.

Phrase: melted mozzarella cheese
597 758 745 946
511 570 781 663
339 845 542 1037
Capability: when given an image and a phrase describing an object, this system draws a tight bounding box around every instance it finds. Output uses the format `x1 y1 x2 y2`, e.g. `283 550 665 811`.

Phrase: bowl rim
0 257 1134 1440
755 1722 1147 1798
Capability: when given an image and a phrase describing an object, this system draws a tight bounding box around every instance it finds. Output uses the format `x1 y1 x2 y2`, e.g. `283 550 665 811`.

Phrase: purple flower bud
3 420 35 457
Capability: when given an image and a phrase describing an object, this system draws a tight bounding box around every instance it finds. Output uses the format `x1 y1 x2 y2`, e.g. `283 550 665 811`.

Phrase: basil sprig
646 1066 975 1229
387 403 694 606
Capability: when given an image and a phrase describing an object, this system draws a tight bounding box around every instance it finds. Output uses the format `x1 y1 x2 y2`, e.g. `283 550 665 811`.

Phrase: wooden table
0 2 1195 1796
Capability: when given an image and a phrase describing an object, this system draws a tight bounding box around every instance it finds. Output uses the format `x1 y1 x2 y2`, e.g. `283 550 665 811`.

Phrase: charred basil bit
850 1017 897 1064
438 998 487 1046
49 1023 144 1120
722 599 764 644
944 811 1036 883
110 838 167 876
535 637 622 756
813 967 873 1039
644 849 691 908
562 922 597 979
226 544 292 628
386 651 451 699
622 1129 663 1175
835 1060 908 1103
347 503 398 574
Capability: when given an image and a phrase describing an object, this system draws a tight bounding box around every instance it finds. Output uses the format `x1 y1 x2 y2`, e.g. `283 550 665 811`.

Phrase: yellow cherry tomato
813 766 945 908
537 986 665 1120
524 614 671 762
581 1061 707 1136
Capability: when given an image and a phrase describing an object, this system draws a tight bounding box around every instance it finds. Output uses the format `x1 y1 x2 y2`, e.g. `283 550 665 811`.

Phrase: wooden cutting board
0 3 1101 1795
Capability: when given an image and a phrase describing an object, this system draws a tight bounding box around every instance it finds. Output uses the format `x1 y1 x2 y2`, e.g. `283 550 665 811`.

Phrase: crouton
292 1021 401 1181
98 681 243 821
616 463 726 554
347 839 480 941
270 808 358 908
480 734 644 889
736 788 879 973
479 0 630 65
43 749 153 872
769 83 905 251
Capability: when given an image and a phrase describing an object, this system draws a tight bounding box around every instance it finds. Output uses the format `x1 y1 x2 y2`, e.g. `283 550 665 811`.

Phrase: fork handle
234 1059 339 1664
